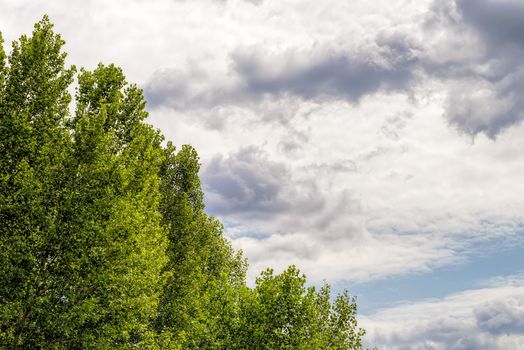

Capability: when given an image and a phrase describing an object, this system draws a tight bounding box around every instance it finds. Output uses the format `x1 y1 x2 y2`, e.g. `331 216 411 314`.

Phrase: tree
0 17 168 348
0 17 370 350
235 266 365 349
156 143 247 348
152 145 368 350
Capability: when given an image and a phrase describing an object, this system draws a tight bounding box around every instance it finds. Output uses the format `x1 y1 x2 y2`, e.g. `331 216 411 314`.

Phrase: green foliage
236 266 365 349
0 17 167 348
0 16 370 349
156 144 247 349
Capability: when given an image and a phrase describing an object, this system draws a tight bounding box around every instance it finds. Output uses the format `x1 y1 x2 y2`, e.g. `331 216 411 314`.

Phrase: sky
2 0 524 348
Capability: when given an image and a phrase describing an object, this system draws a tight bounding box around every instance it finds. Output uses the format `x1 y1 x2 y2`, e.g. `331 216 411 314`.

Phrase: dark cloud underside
439 0 524 138
232 50 417 102
457 0 524 49
202 146 325 218
144 0 524 139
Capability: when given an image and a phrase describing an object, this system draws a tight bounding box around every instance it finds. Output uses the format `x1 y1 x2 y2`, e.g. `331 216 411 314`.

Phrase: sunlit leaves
0 16 368 350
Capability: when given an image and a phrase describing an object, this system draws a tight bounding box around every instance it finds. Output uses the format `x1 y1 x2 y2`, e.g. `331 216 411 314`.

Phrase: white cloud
362 275 524 349
4 3 524 350
220 92 524 283
3 0 524 301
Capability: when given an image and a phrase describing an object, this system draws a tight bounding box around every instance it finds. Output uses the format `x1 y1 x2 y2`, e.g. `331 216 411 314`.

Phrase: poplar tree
156 144 247 348
0 17 369 350
0 18 168 348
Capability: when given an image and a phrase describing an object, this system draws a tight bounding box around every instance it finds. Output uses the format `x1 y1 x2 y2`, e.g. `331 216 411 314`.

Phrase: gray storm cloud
430 0 524 138
201 146 325 218
144 0 524 138
230 47 418 102
144 41 419 111
457 0 524 49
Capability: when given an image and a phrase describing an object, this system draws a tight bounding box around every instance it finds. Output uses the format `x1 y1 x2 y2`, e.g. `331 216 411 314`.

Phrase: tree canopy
0 17 368 349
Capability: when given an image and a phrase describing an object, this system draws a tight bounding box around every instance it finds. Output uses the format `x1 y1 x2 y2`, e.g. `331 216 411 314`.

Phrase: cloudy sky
2 0 524 348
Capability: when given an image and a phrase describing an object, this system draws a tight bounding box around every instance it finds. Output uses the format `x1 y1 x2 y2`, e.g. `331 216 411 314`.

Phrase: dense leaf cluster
0 17 367 349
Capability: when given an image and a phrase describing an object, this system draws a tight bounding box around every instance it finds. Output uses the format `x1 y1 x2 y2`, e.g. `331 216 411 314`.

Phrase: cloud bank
144 0 524 138
363 275 524 349
3 4 524 348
